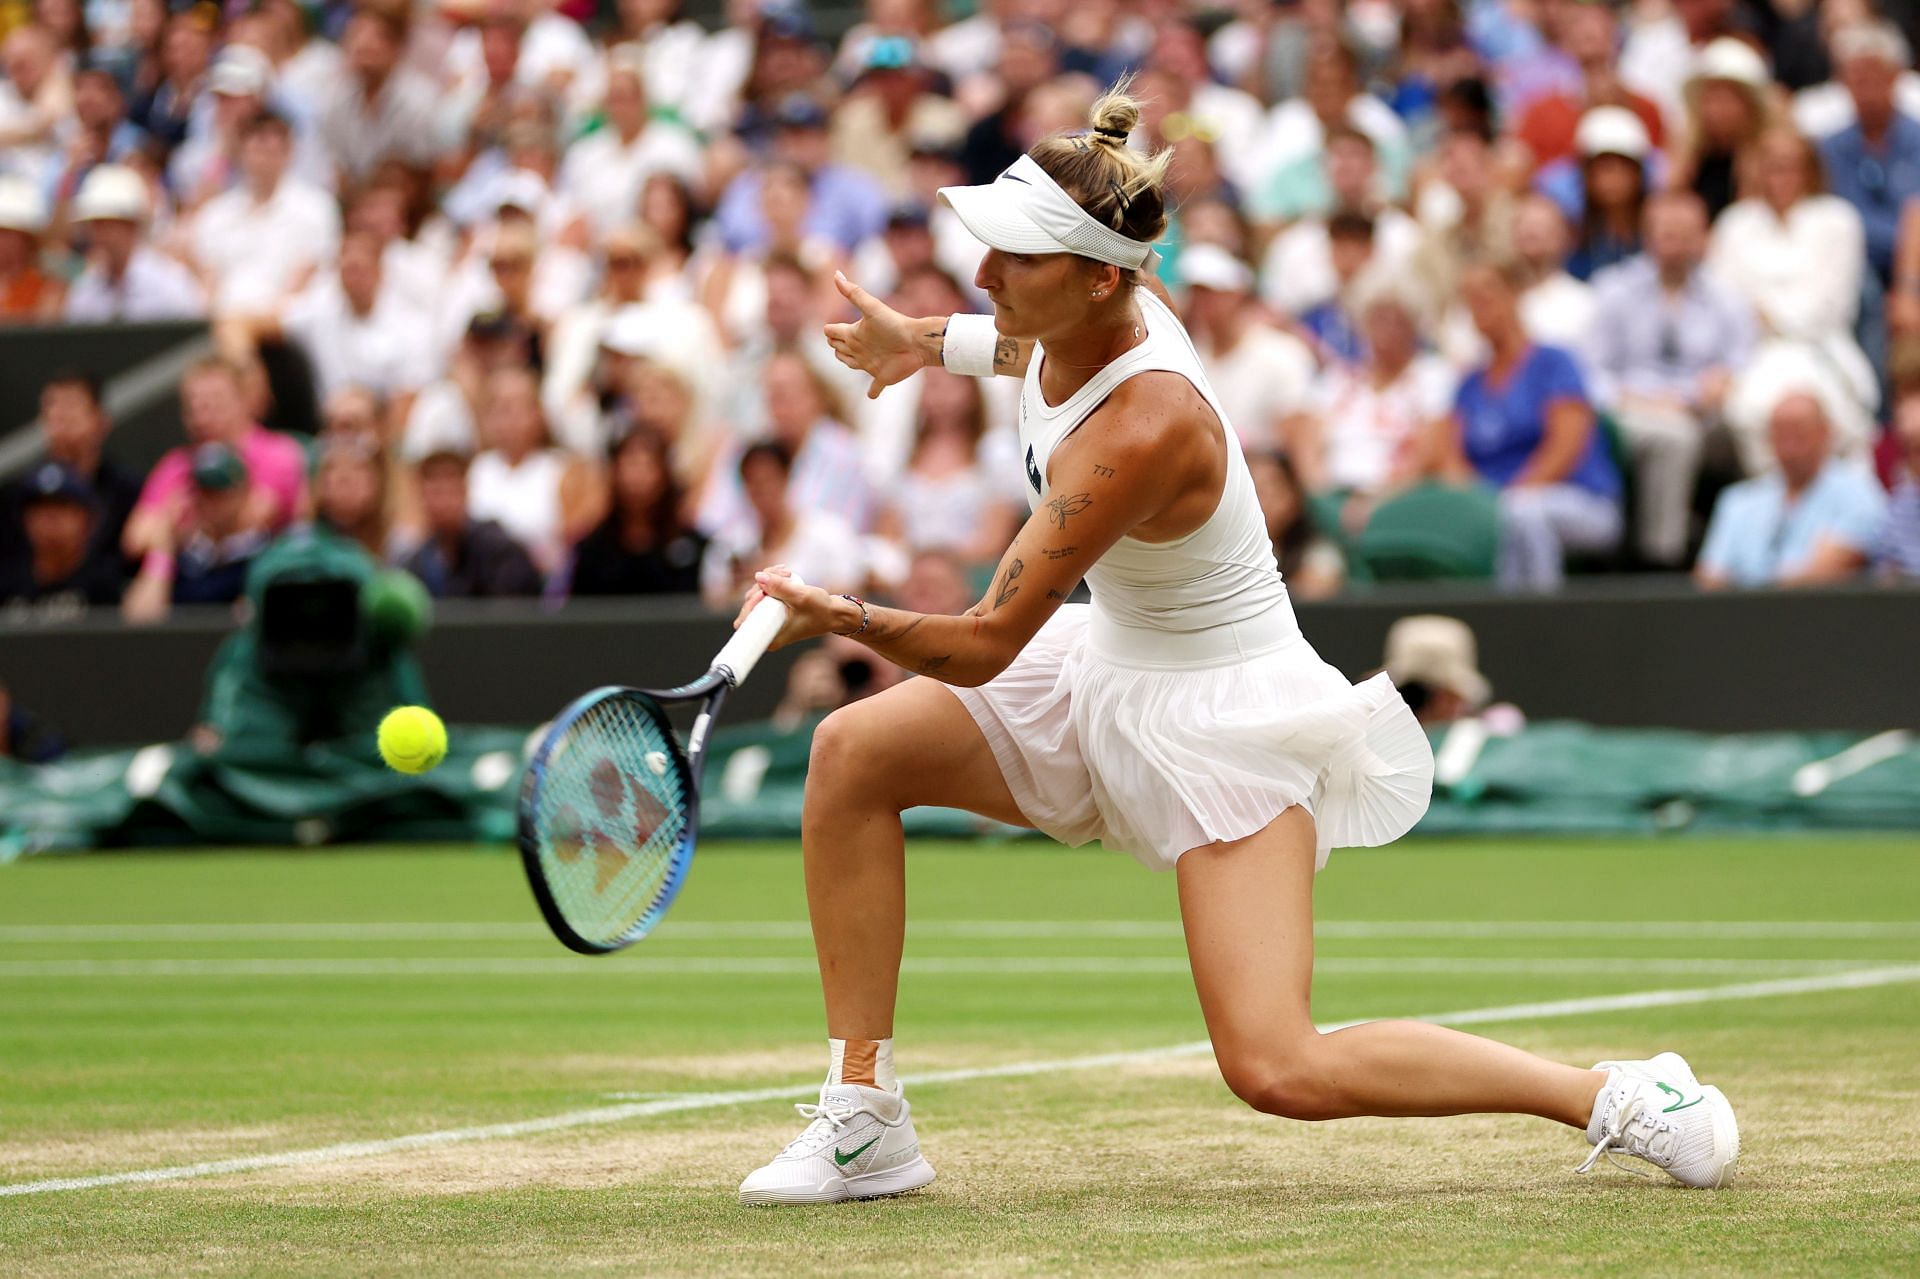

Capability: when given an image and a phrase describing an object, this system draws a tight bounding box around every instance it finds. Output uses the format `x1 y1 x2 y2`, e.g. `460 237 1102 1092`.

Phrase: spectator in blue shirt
1818 23 1920 389
1878 390 1920 579
1819 24 1920 285
714 93 889 254
1430 260 1622 591
1696 392 1889 588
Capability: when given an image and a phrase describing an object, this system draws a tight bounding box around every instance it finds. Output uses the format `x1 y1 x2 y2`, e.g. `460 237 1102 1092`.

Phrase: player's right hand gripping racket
517 584 795 954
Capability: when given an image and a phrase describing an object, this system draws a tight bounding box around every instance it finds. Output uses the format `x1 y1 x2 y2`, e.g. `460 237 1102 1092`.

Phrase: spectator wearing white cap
317 8 445 182
169 44 278 207
0 175 62 321
1178 243 1316 456
187 111 339 316
556 47 703 239
1587 190 1755 567
1670 37 1780 222
63 164 203 322
1558 106 1654 281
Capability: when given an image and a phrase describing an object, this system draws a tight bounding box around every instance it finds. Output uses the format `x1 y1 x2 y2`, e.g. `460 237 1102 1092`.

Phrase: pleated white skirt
949 603 1434 871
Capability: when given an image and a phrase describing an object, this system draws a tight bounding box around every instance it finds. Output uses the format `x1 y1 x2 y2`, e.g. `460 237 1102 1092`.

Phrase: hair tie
1094 125 1129 140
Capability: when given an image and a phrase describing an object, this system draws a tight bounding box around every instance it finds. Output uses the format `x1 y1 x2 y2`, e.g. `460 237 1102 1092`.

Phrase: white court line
0 956 1890 979
5 919 1920 943
4 963 1919 1199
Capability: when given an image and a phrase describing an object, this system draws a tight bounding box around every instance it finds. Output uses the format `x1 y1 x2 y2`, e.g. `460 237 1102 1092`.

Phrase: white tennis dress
949 290 1434 870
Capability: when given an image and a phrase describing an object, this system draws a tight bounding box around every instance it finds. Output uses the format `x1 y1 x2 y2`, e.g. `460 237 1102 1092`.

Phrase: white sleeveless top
1020 289 1295 637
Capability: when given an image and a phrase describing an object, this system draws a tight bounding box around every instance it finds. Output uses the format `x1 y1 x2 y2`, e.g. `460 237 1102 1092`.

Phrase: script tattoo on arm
1091 464 1115 478
1046 588 1069 601
1045 493 1092 529
1042 546 1077 560
993 558 1024 609
918 654 951 674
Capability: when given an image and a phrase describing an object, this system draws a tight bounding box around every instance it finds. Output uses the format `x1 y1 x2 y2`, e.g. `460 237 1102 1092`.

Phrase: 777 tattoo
1046 493 1093 529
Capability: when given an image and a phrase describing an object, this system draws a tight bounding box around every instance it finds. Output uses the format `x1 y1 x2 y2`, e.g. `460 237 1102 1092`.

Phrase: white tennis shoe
738 1082 936 1206
1577 1054 1739 1188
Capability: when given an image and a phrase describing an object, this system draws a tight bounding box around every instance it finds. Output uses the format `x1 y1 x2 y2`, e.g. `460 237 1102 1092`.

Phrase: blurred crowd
4 0 1920 645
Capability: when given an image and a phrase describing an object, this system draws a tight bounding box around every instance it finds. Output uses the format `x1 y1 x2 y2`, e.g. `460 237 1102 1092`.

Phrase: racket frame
517 583 797 954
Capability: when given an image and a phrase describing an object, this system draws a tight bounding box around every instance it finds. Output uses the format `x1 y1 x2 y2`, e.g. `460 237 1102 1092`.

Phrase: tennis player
731 85 1739 1204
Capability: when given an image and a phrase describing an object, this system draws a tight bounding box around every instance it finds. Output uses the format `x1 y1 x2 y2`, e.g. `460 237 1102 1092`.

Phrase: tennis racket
517 583 796 954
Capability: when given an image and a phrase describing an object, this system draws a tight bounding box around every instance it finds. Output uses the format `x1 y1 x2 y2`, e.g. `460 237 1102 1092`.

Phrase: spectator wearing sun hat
1671 37 1781 223
1382 614 1493 728
0 174 62 321
63 164 205 323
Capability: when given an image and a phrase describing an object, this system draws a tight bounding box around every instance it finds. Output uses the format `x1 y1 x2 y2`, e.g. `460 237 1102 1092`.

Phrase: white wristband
940 312 999 378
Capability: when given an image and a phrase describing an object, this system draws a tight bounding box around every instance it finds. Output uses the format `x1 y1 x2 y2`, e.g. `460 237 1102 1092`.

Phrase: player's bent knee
805 704 906 807
1217 1047 1340 1122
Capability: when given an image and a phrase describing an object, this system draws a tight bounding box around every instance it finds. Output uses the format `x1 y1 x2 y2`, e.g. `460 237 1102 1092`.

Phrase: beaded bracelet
835 593 871 637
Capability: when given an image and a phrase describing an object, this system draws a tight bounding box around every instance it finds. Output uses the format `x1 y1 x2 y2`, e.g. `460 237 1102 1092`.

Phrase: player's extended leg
740 678 1027 1205
1177 808 1739 1186
801 677 1028 1039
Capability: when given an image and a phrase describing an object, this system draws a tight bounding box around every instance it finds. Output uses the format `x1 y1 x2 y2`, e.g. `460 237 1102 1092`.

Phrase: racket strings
533 695 691 947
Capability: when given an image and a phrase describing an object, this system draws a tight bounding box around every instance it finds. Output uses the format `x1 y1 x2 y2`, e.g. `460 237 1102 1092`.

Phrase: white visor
938 154 1158 271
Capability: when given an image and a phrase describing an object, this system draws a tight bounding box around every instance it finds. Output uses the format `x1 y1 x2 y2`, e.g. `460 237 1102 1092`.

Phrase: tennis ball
378 706 447 774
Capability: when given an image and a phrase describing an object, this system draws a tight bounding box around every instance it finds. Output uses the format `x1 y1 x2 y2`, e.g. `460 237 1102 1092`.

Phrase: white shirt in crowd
282 277 430 401
1707 196 1865 344
1311 353 1458 494
64 247 206 322
557 120 704 238
1194 322 1318 454
468 447 570 565
1259 207 1422 316
189 179 341 313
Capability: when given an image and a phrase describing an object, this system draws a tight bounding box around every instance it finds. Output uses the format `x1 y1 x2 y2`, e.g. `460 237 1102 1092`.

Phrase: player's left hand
734 565 844 650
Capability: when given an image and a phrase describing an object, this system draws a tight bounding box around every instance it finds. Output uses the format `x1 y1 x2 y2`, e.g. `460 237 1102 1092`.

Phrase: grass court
3 836 1918 1276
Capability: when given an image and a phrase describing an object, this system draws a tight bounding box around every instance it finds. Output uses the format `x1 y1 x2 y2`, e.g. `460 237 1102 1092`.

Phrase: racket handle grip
713 573 804 687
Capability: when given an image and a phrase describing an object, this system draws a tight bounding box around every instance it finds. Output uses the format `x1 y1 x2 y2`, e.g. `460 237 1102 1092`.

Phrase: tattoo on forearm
993 558 1024 609
1046 493 1092 529
1042 546 1077 560
1091 464 1115 478
918 655 951 674
883 614 928 643
992 336 1021 372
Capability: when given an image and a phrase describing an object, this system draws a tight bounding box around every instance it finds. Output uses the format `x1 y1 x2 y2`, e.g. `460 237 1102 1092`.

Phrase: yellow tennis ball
377 706 447 774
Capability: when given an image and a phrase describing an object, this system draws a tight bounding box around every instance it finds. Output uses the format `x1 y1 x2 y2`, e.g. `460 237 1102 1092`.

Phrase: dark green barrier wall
3 583 1916 749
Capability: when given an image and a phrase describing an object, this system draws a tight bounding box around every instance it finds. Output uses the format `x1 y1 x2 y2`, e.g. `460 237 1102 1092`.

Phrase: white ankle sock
826 1037 897 1091
1586 1068 1624 1142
